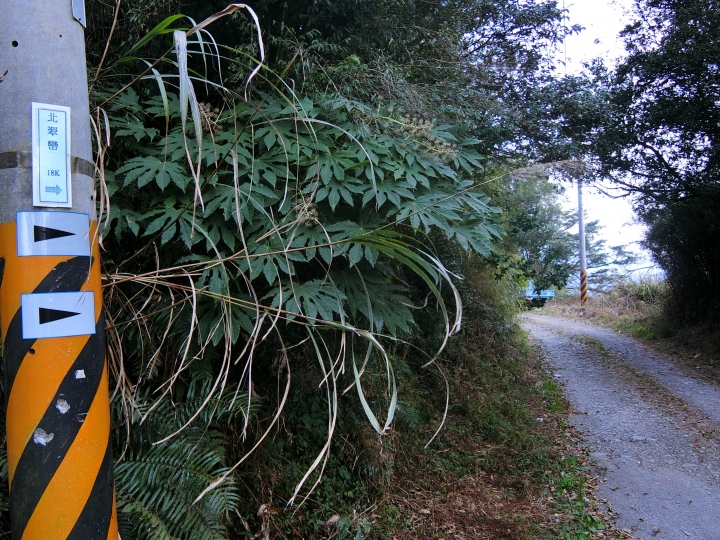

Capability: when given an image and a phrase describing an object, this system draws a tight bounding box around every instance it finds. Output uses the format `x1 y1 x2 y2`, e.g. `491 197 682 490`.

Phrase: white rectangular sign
32 102 72 208
16 212 91 257
21 291 95 339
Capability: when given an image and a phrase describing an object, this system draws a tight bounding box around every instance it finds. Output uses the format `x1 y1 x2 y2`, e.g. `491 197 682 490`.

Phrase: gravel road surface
522 313 720 540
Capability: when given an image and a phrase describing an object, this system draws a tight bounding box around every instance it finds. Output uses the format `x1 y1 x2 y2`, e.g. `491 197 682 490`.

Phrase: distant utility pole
578 180 588 306
0 1 117 538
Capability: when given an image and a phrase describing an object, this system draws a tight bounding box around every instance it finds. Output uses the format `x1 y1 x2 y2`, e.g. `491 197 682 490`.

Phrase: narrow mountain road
522 313 720 540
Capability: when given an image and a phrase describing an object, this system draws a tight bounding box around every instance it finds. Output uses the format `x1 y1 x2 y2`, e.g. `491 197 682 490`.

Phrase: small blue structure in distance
523 280 555 308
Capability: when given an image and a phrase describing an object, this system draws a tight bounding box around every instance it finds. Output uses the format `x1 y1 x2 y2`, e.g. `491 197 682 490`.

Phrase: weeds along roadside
544 277 720 371
370 255 627 540
185 250 627 538
80 8 499 539
542 277 668 339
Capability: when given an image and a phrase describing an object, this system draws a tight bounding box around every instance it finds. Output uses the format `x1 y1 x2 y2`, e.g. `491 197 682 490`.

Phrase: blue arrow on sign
45 185 63 194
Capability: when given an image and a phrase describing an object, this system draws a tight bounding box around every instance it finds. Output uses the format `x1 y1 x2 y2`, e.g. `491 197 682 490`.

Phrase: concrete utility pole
0 1 117 538
578 180 588 306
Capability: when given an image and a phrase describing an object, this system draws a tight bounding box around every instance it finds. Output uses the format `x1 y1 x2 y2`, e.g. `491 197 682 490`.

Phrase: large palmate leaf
268 279 347 322
116 155 190 190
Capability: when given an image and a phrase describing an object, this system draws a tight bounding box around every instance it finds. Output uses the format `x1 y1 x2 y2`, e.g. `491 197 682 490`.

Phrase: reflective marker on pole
17 212 92 257
21 290 96 339
0 1 117 538
0 222 116 539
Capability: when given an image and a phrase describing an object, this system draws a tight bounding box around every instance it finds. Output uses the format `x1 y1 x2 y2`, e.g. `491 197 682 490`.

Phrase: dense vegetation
3 0 713 537
620 0 720 324
84 1 582 538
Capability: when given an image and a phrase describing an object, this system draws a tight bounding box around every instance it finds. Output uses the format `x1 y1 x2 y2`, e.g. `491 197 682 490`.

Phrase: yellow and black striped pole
0 2 117 538
578 179 588 306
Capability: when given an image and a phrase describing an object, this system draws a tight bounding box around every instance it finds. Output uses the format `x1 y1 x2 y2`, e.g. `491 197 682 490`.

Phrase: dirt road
522 313 720 540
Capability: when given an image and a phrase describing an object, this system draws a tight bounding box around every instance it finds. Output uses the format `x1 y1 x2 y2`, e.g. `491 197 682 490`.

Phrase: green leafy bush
89 10 503 537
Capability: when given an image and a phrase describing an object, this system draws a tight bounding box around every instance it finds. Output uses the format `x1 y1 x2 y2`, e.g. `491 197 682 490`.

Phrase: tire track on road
522 313 720 540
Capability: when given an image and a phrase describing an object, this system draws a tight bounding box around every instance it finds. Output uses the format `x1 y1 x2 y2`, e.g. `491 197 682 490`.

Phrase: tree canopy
566 0 720 321
596 0 720 207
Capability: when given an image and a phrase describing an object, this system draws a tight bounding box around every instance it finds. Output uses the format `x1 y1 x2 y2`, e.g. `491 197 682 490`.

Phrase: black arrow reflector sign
17 212 91 257
39 308 81 325
21 291 96 339
34 225 75 243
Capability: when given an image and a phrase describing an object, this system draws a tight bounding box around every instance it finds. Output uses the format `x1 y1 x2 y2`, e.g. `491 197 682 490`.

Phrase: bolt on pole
0 1 118 538
578 179 588 306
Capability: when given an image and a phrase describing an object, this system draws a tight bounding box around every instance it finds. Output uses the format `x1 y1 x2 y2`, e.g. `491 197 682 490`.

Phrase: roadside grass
548 454 612 540
543 278 720 371
542 278 666 340
230 264 636 539
373 337 629 539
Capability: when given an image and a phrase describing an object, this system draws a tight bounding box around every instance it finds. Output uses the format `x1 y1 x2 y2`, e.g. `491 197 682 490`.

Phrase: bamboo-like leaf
126 14 187 55
173 29 204 209
141 61 170 127
185 4 265 92
384 362 398 432
353 355 382 434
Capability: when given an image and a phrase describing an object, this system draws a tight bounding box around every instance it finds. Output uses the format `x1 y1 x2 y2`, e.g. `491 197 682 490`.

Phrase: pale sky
560 0 631 75
556 0 656 274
